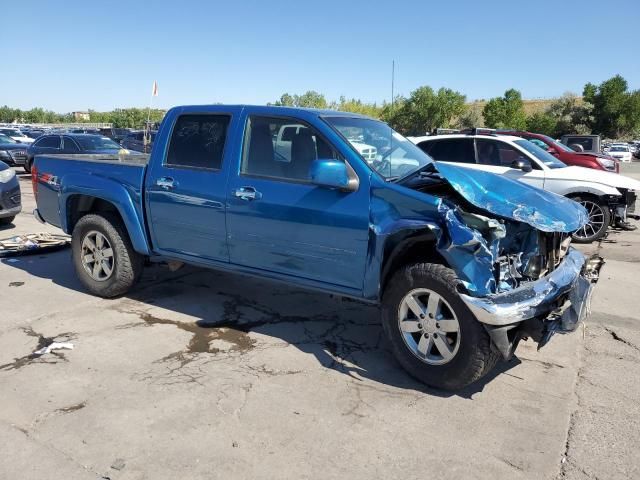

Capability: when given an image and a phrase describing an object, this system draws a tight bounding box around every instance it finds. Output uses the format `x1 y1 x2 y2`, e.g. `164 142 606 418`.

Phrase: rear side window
420 139 475 163
35 136 61 148
166 114 231 170
63 137 81 152
241 116 340 182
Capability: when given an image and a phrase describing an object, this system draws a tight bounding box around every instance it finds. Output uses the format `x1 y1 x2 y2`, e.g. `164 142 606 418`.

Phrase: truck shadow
2 250 519 398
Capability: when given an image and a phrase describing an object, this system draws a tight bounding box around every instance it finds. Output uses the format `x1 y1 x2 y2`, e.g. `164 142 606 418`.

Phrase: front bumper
460 248 603 358
0 182 22 218
460 248 601 327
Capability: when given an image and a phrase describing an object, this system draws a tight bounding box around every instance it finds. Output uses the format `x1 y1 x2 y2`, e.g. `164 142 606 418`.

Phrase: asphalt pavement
0 165 638 480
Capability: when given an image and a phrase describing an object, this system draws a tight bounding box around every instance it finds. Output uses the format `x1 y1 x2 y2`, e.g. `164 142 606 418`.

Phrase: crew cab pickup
32 105 602 390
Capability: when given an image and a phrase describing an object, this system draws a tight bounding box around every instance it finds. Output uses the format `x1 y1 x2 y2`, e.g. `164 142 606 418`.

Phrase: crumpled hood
434 162 588 233
552 165 640 191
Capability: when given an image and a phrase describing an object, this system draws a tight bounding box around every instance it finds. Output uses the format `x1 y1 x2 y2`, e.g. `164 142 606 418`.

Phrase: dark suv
120 131 156 153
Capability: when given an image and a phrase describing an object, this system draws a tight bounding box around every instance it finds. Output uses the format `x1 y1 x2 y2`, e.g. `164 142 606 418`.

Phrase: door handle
156 177 176 189
234 186 261 201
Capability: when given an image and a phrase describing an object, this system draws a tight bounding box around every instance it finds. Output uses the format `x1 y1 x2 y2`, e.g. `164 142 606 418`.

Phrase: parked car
560 134 603 153
411 130 640 242
32 105 603 390
0 128 33 144
499 130 619 173
607 144 633 163
25 134 129 172
120 130 156 153
99 127 132 143
0 160 21 226
0 134 29 167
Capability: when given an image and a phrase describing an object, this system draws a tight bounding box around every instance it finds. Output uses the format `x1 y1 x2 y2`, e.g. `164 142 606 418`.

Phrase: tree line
0 106 165 128
2 74 638 138
271 74 640 139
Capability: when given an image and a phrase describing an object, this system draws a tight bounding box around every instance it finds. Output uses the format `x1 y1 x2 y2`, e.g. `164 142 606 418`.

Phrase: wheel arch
62 190 150 255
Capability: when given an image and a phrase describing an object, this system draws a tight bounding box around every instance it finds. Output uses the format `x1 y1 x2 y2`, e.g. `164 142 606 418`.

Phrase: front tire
23 158 32 173
570 195 611 243
0 216 15 226
382 263 499 390
72 213 144 298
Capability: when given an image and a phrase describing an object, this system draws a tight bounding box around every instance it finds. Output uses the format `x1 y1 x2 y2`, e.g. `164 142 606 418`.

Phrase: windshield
514 139 566 168
76 136 122 151
610 146 629 152
0 134 17 144
324 116 433 179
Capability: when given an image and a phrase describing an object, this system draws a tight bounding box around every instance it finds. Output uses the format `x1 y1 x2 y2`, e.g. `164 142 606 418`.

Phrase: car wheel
23 159 32 173
0 216 15 226
570 195 611 243
72 213 144 298
382 263 500 390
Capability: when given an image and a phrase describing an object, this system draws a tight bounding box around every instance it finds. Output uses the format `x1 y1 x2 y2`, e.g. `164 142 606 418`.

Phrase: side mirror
511 158 532 172
309 159 357 192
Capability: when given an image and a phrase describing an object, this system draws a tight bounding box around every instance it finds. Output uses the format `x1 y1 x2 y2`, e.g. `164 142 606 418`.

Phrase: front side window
324 116 432 180
35 136 61 149
166 114 230 169
242 116 340 181
421 138 475 163
476 139 524 167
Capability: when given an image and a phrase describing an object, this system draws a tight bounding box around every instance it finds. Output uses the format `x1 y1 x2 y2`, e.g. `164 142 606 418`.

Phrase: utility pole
391 60 395 110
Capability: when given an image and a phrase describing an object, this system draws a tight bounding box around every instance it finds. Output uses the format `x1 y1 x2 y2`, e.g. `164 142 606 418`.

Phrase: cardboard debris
0 233 71 257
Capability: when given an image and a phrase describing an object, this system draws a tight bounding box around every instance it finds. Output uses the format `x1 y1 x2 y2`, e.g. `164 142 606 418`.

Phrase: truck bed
33 153 151 230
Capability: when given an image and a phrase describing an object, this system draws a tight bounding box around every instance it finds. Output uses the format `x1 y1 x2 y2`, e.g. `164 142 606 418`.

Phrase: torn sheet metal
434 162 589 232
0 233 71 257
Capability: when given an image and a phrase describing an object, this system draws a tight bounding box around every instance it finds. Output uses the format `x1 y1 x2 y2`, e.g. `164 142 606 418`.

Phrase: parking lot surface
1 166 639 480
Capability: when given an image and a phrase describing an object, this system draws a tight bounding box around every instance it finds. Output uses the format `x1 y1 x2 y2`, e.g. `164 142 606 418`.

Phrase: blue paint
32 105 589 304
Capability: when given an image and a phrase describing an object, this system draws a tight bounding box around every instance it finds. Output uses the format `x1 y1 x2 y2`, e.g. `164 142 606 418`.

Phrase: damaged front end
404 162 604 359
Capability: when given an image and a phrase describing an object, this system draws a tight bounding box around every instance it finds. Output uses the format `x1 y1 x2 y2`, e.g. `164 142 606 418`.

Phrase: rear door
225 113 370 290
145 112 236 262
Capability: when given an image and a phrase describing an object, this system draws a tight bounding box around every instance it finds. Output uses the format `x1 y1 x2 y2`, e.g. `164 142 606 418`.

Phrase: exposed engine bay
410 171 573 296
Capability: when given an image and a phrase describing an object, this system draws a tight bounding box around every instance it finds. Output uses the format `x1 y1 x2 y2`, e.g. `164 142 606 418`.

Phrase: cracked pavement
1 166 639 480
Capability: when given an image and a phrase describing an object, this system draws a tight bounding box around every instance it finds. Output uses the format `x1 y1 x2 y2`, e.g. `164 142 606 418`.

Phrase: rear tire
72 213 144 298
570 195 610 243
23 158 32 173
382 263 500 390
0 216 15 226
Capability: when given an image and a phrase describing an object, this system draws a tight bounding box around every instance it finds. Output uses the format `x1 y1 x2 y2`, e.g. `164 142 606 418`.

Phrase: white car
607 144 633 162
410 131 640 242
0 128 33 144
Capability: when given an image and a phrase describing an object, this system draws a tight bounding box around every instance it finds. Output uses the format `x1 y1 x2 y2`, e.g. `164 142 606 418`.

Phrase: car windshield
0 134 17 144
514 139 566 168
76 136 122 151
610 146 629 152
323 116 433 179
538 135 575 153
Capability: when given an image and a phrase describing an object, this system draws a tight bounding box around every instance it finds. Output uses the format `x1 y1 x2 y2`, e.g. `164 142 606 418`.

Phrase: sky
2 0 639 112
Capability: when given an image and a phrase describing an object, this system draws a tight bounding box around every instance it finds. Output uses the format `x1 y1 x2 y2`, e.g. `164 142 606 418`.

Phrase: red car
498 131 619 173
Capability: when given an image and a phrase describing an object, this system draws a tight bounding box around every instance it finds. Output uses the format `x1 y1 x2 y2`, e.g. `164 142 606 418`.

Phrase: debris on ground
33 342 74 356
0 233 71 258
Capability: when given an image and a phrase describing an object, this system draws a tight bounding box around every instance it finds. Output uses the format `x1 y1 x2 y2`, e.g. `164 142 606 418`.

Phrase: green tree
585 75 640 138
525 112 557 136
382 86 467 135
332 96 382 117
482 89 527 129
545 93 592 136
272 91 327 109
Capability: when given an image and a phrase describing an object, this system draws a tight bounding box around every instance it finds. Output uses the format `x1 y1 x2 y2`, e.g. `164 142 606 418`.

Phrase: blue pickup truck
32 105 602 389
